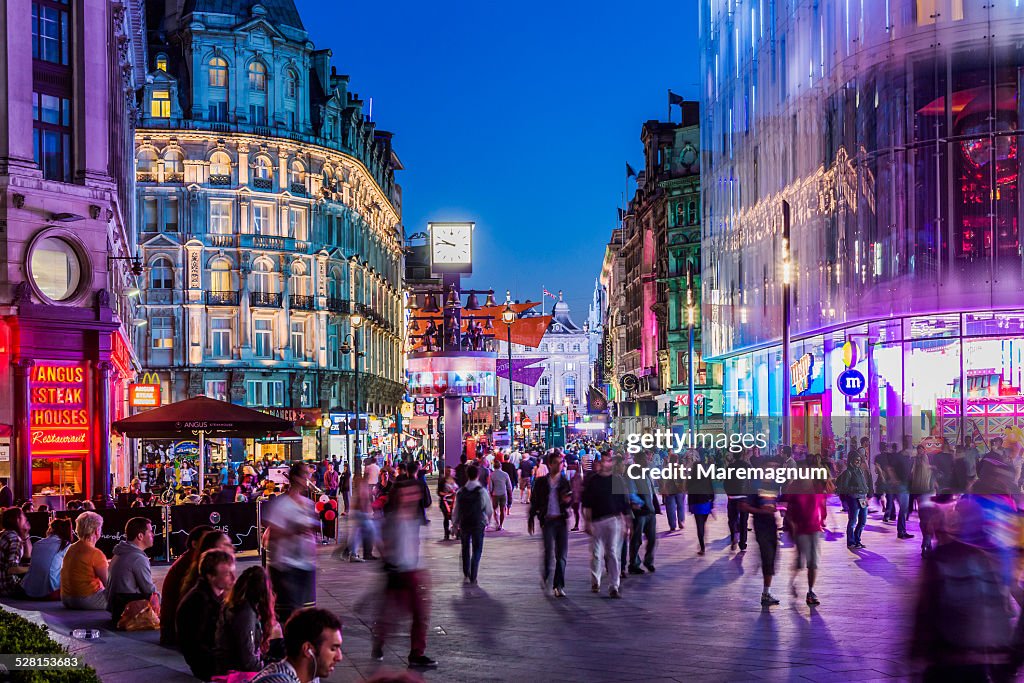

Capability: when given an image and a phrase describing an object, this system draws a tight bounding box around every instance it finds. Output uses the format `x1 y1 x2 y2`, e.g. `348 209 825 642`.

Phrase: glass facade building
701 1 1024 449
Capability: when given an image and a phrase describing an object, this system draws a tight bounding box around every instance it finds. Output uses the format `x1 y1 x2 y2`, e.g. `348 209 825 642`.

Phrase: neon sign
30 362 89 456
791 354 814 395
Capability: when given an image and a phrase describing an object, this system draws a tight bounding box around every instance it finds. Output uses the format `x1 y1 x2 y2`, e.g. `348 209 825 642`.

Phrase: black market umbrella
113 396 292 485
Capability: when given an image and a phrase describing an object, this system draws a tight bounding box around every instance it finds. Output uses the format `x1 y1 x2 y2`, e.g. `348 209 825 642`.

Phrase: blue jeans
460 527 484 582
896 492 910 535
664 493 686 530
542 517 569 589
845 499 867 545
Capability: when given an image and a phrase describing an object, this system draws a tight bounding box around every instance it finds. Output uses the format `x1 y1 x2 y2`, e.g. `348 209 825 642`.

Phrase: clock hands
437 239 456 247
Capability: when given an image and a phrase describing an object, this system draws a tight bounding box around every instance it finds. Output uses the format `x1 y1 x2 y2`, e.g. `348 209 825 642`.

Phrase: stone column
94 361 112 504
12 359 34 502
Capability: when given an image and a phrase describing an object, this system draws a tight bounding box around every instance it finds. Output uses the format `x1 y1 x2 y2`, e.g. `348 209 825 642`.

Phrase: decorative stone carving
12 193 25 209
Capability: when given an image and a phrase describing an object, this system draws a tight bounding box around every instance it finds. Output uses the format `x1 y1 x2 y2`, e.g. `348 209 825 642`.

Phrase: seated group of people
0 507 157 618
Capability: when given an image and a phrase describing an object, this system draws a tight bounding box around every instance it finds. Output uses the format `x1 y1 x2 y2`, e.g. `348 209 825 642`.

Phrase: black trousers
629 512 657 569
693 513 709 552
727 499 749 549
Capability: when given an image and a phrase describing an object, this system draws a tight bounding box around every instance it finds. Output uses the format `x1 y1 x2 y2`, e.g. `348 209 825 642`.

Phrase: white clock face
430 223 472 265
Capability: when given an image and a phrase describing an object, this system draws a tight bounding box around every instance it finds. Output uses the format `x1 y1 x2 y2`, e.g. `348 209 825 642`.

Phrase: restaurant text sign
30 362 89 456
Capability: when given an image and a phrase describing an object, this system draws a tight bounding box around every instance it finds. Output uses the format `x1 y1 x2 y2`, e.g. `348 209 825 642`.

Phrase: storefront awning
112 396 292 438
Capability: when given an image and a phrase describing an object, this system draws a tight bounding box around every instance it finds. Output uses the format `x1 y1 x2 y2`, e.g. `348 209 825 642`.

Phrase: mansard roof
182 0 304 31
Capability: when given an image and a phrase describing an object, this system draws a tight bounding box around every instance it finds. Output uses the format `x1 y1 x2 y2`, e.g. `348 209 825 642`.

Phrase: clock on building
428 222 474 274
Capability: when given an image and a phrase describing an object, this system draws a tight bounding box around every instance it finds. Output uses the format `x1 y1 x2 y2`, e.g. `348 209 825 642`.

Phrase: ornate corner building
0 0 147 501
134 0 405 460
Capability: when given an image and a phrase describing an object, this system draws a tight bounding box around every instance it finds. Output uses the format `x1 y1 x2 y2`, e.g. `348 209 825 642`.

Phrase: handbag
117 594 160 631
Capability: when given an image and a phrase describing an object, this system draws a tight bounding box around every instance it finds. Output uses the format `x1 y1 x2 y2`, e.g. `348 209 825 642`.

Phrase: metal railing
253 177 273 190
327 297 349 314
290 294 314 310
209 174 231 186
207 291 240 306
250 291 282 307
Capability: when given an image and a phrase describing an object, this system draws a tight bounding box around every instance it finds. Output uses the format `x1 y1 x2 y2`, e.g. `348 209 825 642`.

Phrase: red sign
521 417 533 429
30 362 89 456
110 330 135 379
129 384 161 408
258 408 321 428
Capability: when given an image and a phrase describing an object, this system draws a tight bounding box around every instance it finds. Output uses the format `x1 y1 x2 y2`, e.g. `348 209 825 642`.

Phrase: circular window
30 236 83 301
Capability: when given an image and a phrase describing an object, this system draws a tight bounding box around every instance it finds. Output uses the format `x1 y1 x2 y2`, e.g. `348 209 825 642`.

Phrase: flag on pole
668 90 685 106
542 288 557 300
626 162 637 178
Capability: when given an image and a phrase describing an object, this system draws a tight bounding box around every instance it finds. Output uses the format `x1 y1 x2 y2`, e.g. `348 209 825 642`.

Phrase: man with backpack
452 464 492 584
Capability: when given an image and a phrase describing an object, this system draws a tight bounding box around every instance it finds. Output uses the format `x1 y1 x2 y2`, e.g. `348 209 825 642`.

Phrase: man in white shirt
364 456 381 495
263 463 320 622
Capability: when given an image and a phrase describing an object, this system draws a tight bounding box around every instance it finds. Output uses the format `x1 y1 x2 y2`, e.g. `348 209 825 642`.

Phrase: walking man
782 481 827 606
627 451 658 574
582 455 629 597
529 451 572 597
452 464 491 584
487 458 513 531
741 486 781 606
263 462 320 621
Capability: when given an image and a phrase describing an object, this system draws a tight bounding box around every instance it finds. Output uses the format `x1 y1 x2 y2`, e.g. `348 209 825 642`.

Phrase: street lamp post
686 262 696 436
780 200 793 448
501 292 517 448
341 312 364 475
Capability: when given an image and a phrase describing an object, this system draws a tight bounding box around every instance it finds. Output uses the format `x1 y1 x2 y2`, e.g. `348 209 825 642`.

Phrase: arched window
150 257 173 289
208 57 228 88
291 261 311 296
285 70 299 99
327 270 340 299
253 156 272 180
248 61 268 125
208 57 229 121
248 62 267 91
210 258 232 292
539 375 550 404
284 70 299 129
163 149 183 177
322 166 333 190
288 160 304 187
137 149 157 175
210 151 231 177
252 259 275 293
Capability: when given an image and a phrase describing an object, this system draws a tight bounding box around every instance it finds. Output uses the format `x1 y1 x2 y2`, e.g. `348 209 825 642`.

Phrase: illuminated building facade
135 0 405 464
702 1 1024 451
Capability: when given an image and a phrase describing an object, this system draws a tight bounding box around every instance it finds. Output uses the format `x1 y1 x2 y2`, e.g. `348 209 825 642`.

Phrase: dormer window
156 54 168 72
209 57 228 87
151 90 170 118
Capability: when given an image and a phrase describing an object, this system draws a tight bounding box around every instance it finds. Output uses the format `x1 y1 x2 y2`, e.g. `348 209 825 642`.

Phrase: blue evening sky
296 0 701 318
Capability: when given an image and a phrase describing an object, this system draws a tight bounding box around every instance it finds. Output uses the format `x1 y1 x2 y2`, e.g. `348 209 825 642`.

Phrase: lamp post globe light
341 313 364 475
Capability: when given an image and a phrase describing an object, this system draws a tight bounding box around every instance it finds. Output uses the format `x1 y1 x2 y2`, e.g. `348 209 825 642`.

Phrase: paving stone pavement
3 495 933 682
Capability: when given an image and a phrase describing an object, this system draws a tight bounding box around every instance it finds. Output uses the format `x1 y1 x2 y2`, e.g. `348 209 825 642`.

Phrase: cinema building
701 1 1024 453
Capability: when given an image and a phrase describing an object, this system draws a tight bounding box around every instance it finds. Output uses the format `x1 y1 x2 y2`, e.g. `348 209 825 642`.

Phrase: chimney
311 49 332 92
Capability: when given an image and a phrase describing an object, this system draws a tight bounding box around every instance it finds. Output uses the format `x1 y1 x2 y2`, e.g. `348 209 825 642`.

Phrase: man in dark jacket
454 454 469 488
529 451 572 597
107 517 157 625
178 550 236 681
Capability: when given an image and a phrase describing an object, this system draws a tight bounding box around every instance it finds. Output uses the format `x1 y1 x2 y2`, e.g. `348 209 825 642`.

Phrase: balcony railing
250 235 286 250
146 289 173 305
327 297 349 314
209 174 231 186
290 294 314 310
207 234 237 248
136 171 154 183
290 181 307 195
165 172 184 183
238 234 313 254
207 290 240 306
253 177 273 190
250 291 282 307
